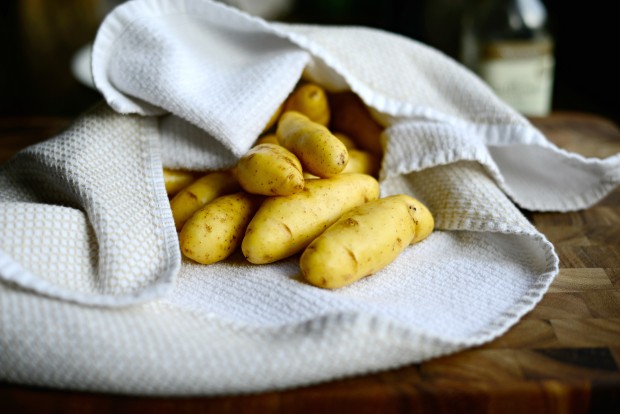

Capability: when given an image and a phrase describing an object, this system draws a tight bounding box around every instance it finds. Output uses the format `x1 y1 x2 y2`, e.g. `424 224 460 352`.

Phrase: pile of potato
164 82 434 289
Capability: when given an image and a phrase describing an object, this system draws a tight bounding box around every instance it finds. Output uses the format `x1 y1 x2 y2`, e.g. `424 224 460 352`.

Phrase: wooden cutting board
1 111 619 413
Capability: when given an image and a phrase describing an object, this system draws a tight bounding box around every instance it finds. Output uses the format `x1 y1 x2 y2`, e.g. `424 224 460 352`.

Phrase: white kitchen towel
1 0 619 396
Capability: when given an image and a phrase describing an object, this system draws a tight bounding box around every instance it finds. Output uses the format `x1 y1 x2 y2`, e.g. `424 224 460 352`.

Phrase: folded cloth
1 0 619 396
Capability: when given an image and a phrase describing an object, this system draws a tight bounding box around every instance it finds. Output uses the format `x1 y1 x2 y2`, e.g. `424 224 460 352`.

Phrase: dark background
1 0 618 125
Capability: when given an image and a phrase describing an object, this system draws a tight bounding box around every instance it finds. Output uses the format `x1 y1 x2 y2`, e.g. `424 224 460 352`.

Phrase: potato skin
283 83 330 126
300 194 434 289
170 170 241 231
236 143 304 196
333 132 357 149
329 91 384 156
277 111 349 178
163 168 196 197
409 195 434 244
341 148 381 177
241 173 380 264
254 133 279 146
180 192 263 264
262 103 283 134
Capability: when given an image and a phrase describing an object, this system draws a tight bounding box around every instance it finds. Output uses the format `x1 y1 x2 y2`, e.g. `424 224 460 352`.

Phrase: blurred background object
460 0 555 116
1 0 618 125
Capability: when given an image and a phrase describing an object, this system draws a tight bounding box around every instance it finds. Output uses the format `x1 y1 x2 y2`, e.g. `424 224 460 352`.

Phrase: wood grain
1 112 619 413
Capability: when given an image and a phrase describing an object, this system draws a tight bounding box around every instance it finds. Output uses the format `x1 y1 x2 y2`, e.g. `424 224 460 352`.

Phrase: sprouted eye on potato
167 82 434 289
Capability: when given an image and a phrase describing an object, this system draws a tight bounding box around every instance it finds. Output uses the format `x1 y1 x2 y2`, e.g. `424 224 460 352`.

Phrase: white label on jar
479 41 555 116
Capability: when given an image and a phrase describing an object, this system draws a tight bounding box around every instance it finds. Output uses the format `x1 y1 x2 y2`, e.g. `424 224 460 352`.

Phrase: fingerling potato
241 173 380 264
254 133 279 146
236 143 304 196
277 111 348 178
283 82 330 126
300 194 434 289
329 91 384 156
333 132 357 149
170 170 240 231
262 103 283 133
163 168 196 197
342 148 381 177
180 192 263 264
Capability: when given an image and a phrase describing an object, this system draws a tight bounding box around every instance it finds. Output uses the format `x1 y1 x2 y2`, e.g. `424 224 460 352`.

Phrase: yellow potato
283 82 330 126
170 170 241 231
254 133 279 146
163 168 196 197
262 103 283 134
277 111 349 178
300 194 434 289
342 148 381 177
329 91 384 156
333 132 357 149
236 143 304 196
242 173 380 264
303 171 320 180
410 197 435 244
179 192 263 264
